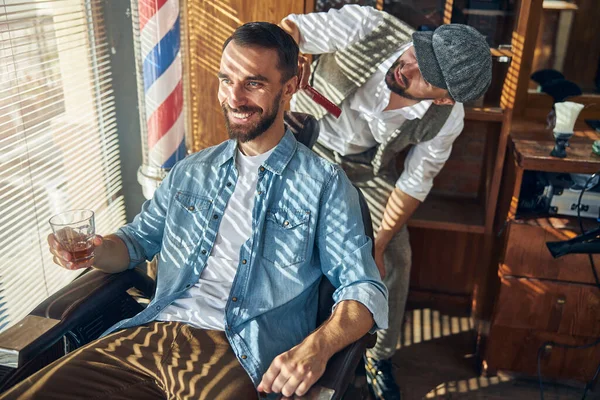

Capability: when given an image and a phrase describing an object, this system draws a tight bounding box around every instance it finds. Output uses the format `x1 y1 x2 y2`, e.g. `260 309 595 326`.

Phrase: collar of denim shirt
215 129 298 175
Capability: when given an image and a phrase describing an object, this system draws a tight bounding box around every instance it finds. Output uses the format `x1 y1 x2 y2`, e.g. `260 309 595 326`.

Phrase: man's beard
385 59 431 101
221 91 282 143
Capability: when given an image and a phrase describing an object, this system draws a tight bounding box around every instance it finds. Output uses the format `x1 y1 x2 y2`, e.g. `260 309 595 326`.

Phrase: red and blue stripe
139 0 186 169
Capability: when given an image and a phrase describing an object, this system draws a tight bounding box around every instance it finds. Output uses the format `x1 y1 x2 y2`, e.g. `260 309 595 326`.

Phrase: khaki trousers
1 321 257 400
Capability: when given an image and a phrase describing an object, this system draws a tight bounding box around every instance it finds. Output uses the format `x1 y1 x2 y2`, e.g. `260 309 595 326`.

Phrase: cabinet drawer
492 277 600 337
486 325 600 381
500 222 600 283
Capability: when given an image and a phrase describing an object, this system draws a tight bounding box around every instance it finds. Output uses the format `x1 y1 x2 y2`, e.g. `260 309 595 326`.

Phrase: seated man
1 22 387 400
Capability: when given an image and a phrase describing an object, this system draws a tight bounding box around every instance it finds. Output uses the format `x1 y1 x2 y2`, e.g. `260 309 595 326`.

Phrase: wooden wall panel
562 0 600 93
432 121 499 199
183 0 308 152
409 228 485 296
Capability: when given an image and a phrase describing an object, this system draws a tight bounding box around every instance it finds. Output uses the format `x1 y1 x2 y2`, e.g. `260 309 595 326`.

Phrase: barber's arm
374 106 465 276
374 188 420 277
258 166 388 397
280 4 384 54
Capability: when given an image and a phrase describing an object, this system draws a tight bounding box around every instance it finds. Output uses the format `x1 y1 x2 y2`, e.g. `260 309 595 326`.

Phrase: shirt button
241 355 247 359
213 214 219 220
259 167 265 172
226 182 232 187
155 305 161 311
284 221 289 226
232 297 238 302
188 206 195 212
257 190 262 195
201 249 207 255
241 259 247 264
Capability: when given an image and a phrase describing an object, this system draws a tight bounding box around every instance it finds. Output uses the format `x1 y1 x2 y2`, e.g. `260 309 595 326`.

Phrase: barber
281 5 492 399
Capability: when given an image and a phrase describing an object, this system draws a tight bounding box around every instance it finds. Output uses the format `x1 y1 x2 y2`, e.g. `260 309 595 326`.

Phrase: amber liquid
66 240 95 262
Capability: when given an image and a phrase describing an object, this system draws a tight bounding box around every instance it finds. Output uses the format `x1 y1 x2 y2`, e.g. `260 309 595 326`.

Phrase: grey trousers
314 143 411 360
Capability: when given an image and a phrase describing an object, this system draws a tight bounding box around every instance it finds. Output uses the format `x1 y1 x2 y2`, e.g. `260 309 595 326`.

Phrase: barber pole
137 0 186 199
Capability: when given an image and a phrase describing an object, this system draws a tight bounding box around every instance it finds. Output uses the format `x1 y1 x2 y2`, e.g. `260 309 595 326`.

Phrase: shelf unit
465 106 504 122
542 0 577 11
409 195 485 233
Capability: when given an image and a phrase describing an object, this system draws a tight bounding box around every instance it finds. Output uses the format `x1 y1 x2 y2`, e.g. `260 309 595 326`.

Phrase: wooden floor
354 305 600 400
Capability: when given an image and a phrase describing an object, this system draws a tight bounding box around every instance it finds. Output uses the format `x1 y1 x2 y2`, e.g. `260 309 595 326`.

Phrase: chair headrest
284 111 320 149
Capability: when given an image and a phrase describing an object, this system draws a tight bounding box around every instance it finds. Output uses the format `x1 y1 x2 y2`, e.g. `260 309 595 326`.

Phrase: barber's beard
385 60 430 101
222 91 282 143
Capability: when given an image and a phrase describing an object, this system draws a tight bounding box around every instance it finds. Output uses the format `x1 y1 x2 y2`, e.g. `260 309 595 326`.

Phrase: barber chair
0 112 376 400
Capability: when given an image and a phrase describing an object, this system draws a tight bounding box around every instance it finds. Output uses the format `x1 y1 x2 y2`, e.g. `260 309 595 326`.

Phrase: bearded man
1 22 387 400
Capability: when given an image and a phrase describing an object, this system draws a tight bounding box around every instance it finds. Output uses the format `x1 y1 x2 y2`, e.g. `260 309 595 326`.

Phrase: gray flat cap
412 24 492 103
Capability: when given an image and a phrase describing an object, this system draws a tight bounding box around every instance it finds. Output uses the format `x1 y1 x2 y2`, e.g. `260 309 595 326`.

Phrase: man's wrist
374 231 392 251
305 329 338 360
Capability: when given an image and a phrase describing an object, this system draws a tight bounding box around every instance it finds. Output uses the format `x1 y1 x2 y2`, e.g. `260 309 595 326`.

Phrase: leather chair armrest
31 267 154 322
0 267 153 369
303 333 376 400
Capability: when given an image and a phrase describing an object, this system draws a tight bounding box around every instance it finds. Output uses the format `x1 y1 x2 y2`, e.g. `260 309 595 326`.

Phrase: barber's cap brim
412 31 447 90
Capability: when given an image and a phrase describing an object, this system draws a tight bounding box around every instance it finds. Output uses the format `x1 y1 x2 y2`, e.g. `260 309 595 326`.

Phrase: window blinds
0 0 126 332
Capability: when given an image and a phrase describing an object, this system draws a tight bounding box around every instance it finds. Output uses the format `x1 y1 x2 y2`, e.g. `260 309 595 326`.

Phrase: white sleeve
285 5 384 54
396 103 465 202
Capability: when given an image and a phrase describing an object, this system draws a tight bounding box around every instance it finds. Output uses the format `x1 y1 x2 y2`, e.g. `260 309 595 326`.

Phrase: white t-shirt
155 147 273 330
287 5 465 201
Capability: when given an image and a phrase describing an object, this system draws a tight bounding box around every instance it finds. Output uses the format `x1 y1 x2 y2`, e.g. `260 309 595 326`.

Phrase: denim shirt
108 130 388 386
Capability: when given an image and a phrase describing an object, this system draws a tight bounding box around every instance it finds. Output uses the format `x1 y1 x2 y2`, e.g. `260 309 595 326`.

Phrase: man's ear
433 97 455 106
283 75 299 98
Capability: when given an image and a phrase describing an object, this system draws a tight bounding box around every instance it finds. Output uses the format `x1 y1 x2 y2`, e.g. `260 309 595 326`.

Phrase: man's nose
401 61 420 78
227 84 247 108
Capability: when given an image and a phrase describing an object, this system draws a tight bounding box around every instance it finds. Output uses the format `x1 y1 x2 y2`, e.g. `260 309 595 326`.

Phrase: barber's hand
257 339 328 398
297 55 311 90
47 233 103 270
374 246 386 279
373 238 387 279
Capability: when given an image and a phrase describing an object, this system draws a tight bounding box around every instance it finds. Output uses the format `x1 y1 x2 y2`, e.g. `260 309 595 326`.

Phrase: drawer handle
556 297 566 305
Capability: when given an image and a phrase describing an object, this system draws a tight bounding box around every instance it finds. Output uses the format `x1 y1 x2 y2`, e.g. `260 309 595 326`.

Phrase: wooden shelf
491 48 513 58
408 195 485 234
510 119 600 174
465 106 504 122
462 8 511 17
542 1 578 11
514 214 598 232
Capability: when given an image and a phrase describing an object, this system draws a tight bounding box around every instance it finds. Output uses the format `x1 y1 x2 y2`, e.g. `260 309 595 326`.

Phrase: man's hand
279 18 300 44
257 339 329 397
48 233 103 271
279 18 310 90
297 54 310 90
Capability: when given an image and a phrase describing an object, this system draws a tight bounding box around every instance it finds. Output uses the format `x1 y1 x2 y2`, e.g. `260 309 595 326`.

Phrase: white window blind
0 0 126 332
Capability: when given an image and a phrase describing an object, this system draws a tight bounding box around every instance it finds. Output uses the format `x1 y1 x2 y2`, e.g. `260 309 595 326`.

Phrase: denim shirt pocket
263 209 310 268
166 191 212 249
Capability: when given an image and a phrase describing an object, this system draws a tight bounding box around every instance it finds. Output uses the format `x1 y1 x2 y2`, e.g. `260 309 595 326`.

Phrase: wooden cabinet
487 327 600 380
501 221 600 284
482 120 600 381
